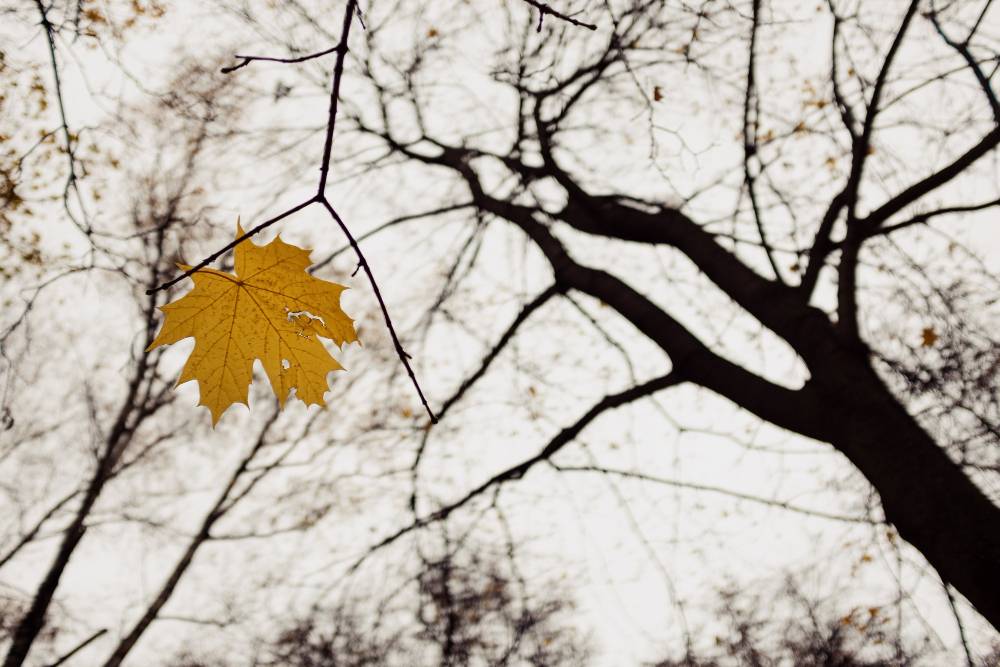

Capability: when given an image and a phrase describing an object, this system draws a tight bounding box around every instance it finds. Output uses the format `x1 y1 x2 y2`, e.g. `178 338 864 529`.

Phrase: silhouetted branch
518 0 596 31
31 0 91 237
409 283 563 513
220 43 344 73
45 629 107 667
861 125 1000 230
356 372 681 572
550 465 881 525
926 5 1000 123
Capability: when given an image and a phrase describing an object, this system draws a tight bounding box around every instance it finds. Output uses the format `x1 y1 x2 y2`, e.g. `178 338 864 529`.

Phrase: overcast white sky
2 1 1000 664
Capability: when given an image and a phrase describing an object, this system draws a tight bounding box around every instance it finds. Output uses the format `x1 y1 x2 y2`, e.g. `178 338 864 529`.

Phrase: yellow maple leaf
148 223 358 425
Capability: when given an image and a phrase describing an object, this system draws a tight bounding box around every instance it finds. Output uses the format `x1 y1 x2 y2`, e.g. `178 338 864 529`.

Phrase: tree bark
808 347 1000 629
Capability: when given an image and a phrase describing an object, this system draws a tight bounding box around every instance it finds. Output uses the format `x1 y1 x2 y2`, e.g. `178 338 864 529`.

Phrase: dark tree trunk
810 350 1000 629
2 291 157 667
2 462 110 667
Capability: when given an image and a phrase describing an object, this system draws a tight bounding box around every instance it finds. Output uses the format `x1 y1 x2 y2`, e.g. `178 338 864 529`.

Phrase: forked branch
147 0 437 422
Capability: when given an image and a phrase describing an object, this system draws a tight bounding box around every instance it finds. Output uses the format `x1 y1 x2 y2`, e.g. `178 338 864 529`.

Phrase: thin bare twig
32 0 91 236
220 43 344 73
44 629 107 667
742 0 783 283
551 465 879 524
519 0 597 31
353 372 680 572
145 198 315 295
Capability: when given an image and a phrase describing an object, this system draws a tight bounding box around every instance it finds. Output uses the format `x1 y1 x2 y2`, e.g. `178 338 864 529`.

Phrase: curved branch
310 202 474 273
459 192 834 441
551 464 880 525
356 372 682 572
742 0 783 282
864 197 1000 239
409 283 563 513
517 0 597 32
860 125 1000 230
221 42 345 73
926 6 1000 124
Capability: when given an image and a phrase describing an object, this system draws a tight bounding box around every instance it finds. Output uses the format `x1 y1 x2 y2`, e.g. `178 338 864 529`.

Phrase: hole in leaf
287 310 325 338
287 309 325 326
